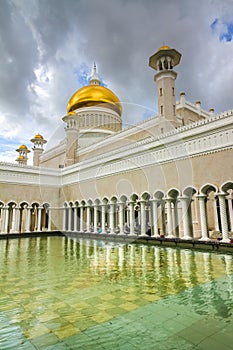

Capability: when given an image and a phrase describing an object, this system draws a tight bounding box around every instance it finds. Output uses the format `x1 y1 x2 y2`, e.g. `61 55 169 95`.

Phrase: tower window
173 105 176 115
160 88 163 96
160 105 163 115
172 87 175 96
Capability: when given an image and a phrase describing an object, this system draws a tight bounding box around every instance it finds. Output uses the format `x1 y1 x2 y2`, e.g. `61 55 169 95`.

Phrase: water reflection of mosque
62 238 233 318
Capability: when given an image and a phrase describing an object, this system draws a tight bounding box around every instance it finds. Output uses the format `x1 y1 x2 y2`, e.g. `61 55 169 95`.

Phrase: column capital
195 194 207 199
216 192 228 198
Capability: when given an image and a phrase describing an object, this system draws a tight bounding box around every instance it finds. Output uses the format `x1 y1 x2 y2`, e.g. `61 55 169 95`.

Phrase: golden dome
17 155 26 160
67 85 122 116
158 45 171 51
19 144 28 150
34 133 44 140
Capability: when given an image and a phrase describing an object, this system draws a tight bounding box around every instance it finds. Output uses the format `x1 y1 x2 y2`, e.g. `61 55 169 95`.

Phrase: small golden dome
19 144 28 150
158 45 171 51
34 133 44 140
67 85 122 116
17 155 26 160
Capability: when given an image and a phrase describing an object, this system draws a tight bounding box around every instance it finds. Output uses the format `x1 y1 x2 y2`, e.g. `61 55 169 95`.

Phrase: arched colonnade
0 202 51 233
63 182 233 243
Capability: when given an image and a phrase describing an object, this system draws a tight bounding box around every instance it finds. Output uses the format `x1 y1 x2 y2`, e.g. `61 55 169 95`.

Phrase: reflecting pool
0 236 233 349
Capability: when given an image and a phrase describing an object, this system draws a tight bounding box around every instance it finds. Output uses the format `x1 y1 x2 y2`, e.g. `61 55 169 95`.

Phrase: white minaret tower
30 134 47 166
149 45 181 127
16 144 30 165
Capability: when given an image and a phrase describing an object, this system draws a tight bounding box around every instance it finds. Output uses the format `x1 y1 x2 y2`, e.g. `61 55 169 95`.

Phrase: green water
0 236 232 349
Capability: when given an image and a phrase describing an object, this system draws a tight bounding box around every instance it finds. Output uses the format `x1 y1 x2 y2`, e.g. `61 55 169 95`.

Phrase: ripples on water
0 237 232 349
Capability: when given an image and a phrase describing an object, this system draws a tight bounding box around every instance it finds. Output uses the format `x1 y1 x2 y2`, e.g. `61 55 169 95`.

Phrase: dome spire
89 62 100 86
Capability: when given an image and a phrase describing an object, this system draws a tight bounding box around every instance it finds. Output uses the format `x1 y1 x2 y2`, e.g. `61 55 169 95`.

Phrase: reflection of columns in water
92 240 98 273
79 238 83 259
224 255 233 300
118 246 124 270
197 195 209 240
106 247 111 275
85 239 90 258
218 193 230 242
203 252 212 280
141 246 146 277
129 244 135 271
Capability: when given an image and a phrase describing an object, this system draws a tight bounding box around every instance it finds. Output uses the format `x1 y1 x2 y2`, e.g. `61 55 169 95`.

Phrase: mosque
0 45 232 242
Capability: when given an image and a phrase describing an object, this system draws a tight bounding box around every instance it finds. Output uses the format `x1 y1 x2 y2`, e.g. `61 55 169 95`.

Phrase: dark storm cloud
0 0 233 161
0 0 39 115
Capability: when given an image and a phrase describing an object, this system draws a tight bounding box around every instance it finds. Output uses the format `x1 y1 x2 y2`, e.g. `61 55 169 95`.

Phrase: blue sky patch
75 64 107 87
211 18 233 42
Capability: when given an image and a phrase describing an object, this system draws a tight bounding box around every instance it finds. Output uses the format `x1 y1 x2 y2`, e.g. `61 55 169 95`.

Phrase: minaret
149 45 181 127
30 134 47 166
16 144 30 165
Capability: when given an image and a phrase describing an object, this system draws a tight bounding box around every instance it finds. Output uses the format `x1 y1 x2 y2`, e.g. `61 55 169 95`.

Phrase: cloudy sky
0 0 233 163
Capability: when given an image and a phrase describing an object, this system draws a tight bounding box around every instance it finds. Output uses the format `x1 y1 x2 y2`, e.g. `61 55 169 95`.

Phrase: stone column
93 205 98 233
166 198 173 238
218 193 230 243
80 205 84 232
140 201 146 236
118 202 125 235
197 195 209 240
129 202 136 235
10 205 17 233
0 206 5 233
227 197 233 232
86 205 91 232
4 206 9 233
151 200 159 237
109 203 115 234
37 207 42 231
68 206 72 231
101 204 106 233
173 200 179 237
213 198 220 231
26 206 32 232
62 207 67 231
47 208 52 231
180 196 192 239
74 206 78 231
